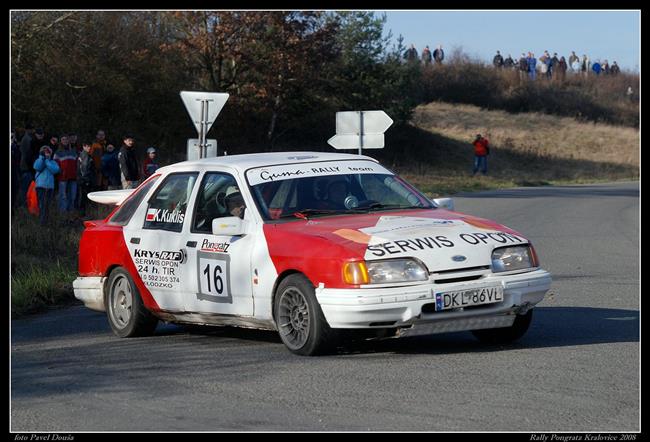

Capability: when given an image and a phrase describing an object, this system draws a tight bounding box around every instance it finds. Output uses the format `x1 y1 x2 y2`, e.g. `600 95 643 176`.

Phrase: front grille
434 274 484 284
434 265 491 275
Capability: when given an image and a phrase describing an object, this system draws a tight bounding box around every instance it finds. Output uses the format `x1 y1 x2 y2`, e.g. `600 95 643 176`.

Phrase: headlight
491 245 538 273
343 259 429 285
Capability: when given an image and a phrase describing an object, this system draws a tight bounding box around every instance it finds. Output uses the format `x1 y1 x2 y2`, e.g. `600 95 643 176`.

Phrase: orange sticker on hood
461 216 502 230
333 228 372 244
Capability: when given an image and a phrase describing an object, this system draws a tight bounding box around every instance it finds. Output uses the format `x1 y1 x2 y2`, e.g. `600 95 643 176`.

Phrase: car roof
157 151 380 174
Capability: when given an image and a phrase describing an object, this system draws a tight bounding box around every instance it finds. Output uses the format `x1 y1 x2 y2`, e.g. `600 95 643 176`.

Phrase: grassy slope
379 101 639 196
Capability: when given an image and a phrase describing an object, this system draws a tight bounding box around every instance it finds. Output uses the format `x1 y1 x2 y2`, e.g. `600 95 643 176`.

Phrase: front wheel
274 274 336 356
471 310 533 344
105 267 158 338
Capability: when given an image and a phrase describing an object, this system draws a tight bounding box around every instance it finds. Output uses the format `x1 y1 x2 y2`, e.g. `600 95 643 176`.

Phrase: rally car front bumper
315 269 552 335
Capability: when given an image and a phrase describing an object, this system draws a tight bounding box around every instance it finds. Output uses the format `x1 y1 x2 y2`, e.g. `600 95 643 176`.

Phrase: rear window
108 177 160 226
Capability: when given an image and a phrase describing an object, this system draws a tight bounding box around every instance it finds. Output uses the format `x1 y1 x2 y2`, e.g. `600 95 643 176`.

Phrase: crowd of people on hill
492 50 621 81
403 43 623 80
11 126 161 224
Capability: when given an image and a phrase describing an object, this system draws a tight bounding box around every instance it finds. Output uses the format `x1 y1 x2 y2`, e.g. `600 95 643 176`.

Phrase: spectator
493 50 504 69
556 56 568 82
602 60 610 75
592 60 602 76
11 130 20 213
421 45 432 65
118 134 140 189
518 53 528 82
69 133 80 153
101 144 121 190
91 129 107 189
404 44 418 63
471 133 490 176
18 124 34 207
30 128 46 163
433 45 444 64
527 52 537 80
539 53 548 78
48 134 59 153
53 134 78 213
550 53 559 78
570 55 581 73
626 86 634 102
610 61 620 76
77 141 96 217
581 54 590 77
568 51 579 72
504 54 514 69
142 147 160 178
33 146 60 225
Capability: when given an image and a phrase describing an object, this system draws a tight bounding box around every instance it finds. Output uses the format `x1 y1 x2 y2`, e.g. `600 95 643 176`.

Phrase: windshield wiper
355 203 427 211
276 209 343 220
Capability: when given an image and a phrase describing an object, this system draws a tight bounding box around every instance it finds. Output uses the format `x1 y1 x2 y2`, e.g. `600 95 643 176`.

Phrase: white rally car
74 152 552 355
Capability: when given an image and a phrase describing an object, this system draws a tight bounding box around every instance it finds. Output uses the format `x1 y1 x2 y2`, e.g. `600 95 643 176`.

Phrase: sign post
327 110 393 154
180 91 229 159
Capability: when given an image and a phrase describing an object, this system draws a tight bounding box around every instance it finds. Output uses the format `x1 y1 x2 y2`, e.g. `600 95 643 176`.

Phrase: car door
124 172 199 312
182 170 254 316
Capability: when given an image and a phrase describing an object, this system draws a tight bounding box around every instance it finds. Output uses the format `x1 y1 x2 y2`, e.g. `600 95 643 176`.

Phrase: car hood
271 209 529 272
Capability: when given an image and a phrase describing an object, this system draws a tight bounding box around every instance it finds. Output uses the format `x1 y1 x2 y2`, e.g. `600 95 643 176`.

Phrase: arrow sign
328 110 393 153
327 134 385 149
336 111 393 135
180 91 229 134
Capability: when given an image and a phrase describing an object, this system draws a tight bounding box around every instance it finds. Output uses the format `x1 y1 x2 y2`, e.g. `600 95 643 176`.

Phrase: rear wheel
274 274 335 356
471 310 533 344
105 267 158 338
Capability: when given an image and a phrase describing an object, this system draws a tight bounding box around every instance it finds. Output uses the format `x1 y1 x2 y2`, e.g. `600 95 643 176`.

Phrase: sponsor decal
246 160 391 186
200 238 230 253
145 208 185 224
368 235 456 257
133 248 185 290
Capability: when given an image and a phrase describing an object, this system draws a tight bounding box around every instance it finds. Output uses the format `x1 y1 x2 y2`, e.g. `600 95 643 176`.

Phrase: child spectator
142 147 160 178
33 146 60 225
472 133 490 176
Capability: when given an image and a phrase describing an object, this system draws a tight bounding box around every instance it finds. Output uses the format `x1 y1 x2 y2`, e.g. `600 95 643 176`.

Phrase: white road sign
328 110 393 152
180 91 229 134
335 111 393 135
327 134 385 149
187 139 217 161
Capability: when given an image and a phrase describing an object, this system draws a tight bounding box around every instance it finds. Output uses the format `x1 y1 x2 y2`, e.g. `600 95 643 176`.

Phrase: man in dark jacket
77 141 96 216
119 134 140 189
503 54 515 69
493 51 504 69
101 144 121 190
433 45 444 64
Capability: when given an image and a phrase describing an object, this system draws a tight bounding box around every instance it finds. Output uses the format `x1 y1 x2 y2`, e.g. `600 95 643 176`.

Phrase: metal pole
358 111 363 155
198 99 206 159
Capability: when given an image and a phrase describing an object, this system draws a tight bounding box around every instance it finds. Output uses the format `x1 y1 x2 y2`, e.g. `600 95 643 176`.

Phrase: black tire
274 274 336 356
471 310 533 345
105 267 158 338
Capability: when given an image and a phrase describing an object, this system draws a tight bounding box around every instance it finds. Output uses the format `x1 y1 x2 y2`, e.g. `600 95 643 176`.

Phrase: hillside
378 101 639 196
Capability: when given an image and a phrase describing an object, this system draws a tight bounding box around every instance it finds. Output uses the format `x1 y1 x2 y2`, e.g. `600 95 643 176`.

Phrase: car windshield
246 160 434 221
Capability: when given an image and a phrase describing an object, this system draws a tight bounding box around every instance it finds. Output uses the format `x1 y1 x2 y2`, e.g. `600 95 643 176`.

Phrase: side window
143 173 198 232
108 176 160 226
192 172 242 233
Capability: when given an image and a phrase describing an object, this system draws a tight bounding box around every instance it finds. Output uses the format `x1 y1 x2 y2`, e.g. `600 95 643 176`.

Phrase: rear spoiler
88 189 135 206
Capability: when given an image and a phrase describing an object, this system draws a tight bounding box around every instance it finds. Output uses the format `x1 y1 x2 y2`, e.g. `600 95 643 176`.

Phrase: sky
381 10 640 71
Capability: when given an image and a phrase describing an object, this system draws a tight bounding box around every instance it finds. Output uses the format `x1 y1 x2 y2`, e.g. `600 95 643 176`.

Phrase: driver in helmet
224 186 246 218
321 178 350 210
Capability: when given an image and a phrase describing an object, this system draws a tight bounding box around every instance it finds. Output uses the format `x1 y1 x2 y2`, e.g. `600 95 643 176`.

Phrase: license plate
434 286 503 312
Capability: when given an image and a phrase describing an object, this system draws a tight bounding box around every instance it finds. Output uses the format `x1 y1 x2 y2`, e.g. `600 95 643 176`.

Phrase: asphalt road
11 182 640 432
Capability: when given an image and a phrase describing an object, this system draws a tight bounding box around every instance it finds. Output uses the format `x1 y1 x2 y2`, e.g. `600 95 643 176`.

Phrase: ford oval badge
452 255 467 262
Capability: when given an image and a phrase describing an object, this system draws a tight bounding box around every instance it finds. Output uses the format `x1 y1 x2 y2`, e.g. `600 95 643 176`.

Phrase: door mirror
432 197 454 211
212 216 247 236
